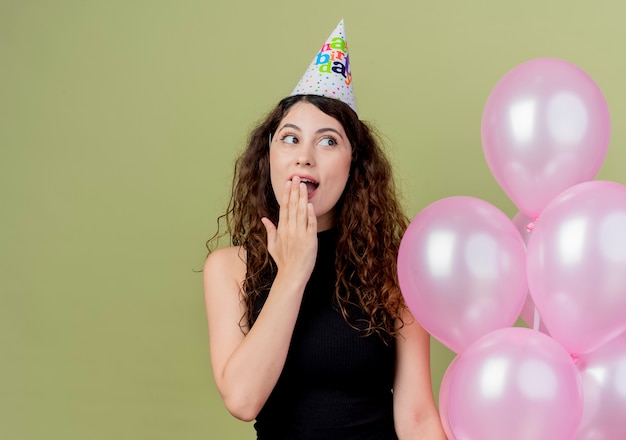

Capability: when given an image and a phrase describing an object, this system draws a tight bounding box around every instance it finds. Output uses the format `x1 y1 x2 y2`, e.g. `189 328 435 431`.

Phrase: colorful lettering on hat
290 19 357 113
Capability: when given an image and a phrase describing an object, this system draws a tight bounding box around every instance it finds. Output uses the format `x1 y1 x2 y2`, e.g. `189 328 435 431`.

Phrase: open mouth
296 177 319 194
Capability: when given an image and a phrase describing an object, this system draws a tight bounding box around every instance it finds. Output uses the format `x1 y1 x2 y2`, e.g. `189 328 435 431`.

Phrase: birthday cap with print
291 19 356 113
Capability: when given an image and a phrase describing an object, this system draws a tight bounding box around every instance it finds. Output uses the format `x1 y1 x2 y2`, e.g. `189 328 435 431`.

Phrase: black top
252 229 398 440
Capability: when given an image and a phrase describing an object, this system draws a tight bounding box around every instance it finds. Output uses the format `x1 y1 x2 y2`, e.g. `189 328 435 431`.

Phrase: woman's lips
290 176 319 198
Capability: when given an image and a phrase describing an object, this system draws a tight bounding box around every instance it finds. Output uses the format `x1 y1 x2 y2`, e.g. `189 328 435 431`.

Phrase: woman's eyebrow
316 127 344 139
277 123 345 140
277 123 300 132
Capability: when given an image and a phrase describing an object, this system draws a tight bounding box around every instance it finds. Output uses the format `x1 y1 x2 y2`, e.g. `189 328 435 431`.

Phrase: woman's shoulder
204 246 246 270
203 246 247 286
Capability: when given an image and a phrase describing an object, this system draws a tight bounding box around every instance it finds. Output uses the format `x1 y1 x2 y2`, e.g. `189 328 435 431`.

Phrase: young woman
204 20 446 440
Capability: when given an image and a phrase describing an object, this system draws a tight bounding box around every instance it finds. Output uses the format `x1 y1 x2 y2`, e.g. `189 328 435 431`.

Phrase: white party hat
291 19 356 113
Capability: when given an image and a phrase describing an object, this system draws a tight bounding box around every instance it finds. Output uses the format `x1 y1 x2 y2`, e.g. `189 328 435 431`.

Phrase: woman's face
269 101 352 231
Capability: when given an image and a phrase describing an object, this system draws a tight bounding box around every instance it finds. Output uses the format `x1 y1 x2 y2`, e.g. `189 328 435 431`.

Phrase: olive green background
2 1 625 438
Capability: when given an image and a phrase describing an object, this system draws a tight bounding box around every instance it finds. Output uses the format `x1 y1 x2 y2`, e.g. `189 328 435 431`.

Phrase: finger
306 203 317 234
288 177 301 230
289 176 301 207
261 217 277 241
297 181 309 225
261 217 277 253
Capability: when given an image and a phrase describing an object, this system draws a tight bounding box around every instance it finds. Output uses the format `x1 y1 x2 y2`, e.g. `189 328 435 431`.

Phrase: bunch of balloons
398 58 626 439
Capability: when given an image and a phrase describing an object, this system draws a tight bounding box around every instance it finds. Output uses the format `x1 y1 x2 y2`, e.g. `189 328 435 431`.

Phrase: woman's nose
295 145 314 166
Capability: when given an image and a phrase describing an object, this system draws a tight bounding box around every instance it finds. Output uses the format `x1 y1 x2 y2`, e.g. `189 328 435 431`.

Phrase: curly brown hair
207 94 409 340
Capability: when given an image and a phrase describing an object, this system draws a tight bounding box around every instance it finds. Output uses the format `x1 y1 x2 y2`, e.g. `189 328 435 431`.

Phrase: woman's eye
320 137 337 147
282 135 297 144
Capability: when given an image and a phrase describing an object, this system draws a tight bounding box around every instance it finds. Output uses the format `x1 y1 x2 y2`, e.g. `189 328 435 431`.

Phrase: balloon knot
526 218 538 232
569 353 580 364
